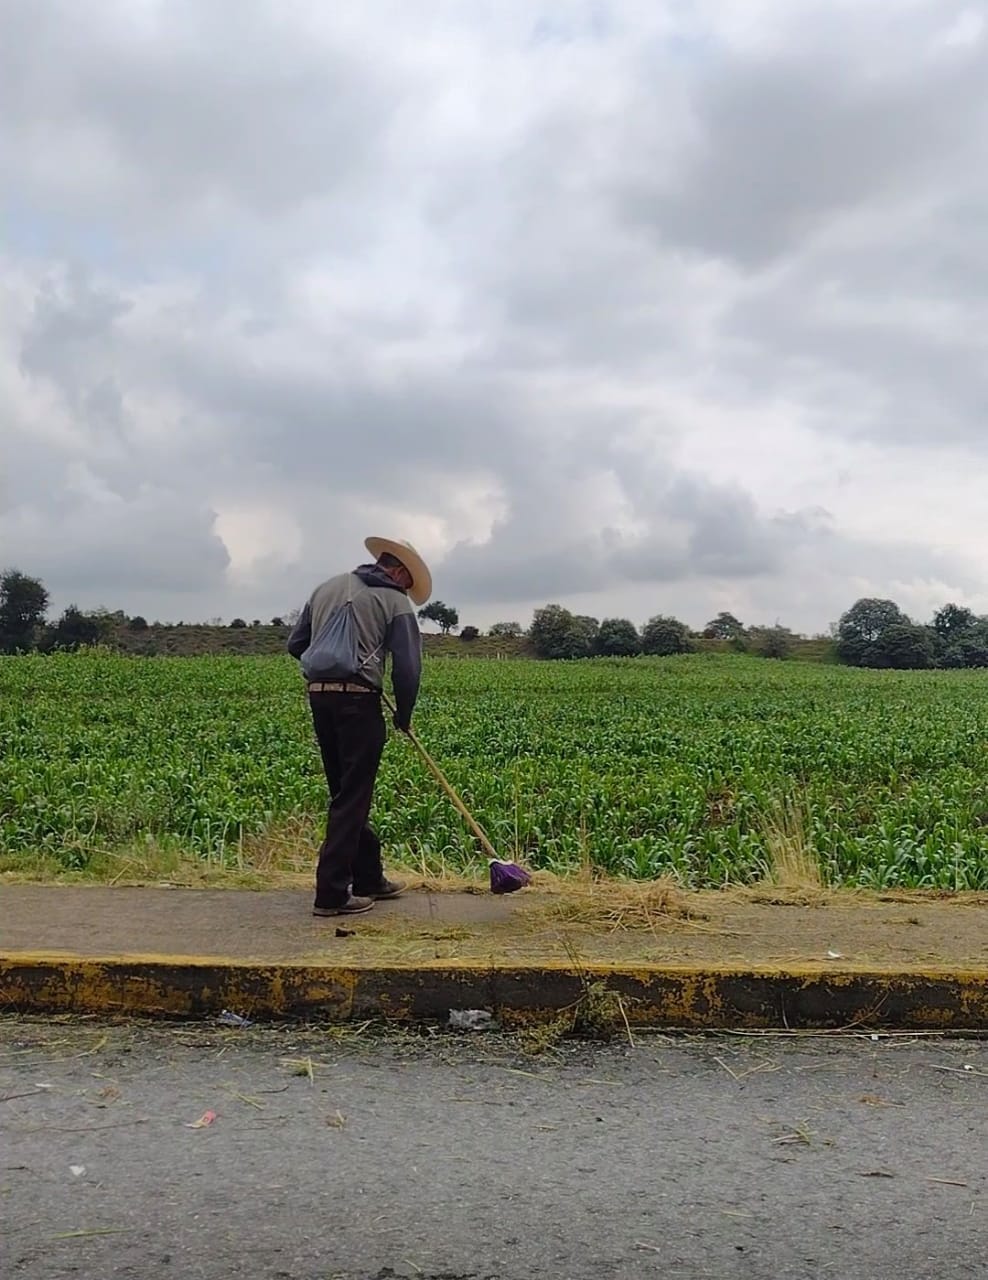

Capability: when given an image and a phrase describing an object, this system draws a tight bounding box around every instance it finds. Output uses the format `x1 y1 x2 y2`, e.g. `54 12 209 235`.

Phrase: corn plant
3 652 988 888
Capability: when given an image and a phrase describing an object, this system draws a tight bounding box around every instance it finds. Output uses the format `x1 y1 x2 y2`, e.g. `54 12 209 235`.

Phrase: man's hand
393 710 411 734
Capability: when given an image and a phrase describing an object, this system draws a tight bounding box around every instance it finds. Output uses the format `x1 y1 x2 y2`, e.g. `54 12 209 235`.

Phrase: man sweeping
287 537 432 917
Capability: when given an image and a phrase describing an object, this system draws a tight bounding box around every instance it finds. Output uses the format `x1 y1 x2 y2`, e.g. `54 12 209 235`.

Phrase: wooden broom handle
382 694 500 862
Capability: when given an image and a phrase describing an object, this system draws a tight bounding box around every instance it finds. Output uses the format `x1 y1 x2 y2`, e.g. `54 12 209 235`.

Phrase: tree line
3 566 986 670
519 599 988 668
520 599 988 668
834 598 988 670
0 570 791 659
0 570 140 653
0 568 465 653
518 606 795 659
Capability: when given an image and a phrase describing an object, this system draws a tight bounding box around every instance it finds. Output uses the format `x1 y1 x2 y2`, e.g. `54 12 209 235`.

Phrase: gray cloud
623 40 987 268
2 0 987 633
3 481 229 599
720 233 988 449
439 472 828 604
0 0 397 225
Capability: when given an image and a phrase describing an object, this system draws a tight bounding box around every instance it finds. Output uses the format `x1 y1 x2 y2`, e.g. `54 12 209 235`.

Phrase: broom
383 694 531 894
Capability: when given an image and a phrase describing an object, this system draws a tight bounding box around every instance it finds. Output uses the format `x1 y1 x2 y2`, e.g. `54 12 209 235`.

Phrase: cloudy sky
2 0 987 634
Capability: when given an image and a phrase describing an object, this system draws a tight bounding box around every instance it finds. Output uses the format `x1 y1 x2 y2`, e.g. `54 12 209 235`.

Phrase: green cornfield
3 651 988 888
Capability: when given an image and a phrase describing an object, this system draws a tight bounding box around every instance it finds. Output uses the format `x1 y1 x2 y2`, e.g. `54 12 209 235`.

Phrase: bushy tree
270 616 285 627
529 604 594 659
941 619 988 669
573 615 599 656
702 611 745 640
489 621 522 638
874 622 937 669
749 624 794 659
641 615 692 656
127 615 149 631
0 569 49 653
229 618 248 628
933 603 975 644
596 618 641 656
460 625 480 641
44 606 109 651
836 598 908 667
418 601 459 634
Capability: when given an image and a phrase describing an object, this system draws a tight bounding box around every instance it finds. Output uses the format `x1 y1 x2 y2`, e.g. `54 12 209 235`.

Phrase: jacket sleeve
386 611 422 729
286 602 312 659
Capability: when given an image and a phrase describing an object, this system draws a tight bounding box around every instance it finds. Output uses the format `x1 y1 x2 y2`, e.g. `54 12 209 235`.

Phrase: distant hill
105 624 833 662
108 624 533 659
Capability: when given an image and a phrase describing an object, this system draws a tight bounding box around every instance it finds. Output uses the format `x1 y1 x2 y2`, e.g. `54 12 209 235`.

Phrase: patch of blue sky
2 199 241 285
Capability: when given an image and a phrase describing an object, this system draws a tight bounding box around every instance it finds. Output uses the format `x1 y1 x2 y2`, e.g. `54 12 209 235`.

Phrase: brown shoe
312 895 375 917
354 878 405 901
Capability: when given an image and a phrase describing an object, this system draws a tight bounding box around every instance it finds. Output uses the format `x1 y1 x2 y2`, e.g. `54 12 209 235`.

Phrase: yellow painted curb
3 952 988 1028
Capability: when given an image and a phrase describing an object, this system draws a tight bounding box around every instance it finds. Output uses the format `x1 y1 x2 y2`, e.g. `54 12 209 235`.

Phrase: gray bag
300 574 373 682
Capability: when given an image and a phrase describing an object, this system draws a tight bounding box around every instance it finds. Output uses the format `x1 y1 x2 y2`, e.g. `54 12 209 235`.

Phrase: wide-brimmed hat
364 536 433 606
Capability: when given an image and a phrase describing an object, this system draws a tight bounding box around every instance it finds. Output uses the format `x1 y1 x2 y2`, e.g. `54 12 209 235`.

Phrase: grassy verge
0 818 491 892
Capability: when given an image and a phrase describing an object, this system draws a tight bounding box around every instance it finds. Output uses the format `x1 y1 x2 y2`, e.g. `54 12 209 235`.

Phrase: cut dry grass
352 922 474 944
391 867 489 895
518 977 629 1053
1 830 710 943
522 872 694 933
519 937 633 1053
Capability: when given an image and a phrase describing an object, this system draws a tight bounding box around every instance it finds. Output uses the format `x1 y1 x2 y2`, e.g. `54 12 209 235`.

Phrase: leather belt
307 681 377 694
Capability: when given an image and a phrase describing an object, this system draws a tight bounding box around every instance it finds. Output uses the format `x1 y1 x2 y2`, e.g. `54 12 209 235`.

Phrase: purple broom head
489 858 532 894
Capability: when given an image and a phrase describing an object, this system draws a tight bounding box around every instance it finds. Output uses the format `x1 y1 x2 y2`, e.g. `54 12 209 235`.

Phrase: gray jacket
287 563 422 727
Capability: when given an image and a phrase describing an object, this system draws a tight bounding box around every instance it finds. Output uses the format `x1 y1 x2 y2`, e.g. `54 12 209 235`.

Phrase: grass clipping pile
514 878 686 1052
519 971 634 1054
522 874 696 933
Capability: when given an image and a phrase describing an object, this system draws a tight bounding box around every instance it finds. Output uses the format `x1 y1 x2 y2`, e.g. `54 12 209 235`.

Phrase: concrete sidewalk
3 883 988 1029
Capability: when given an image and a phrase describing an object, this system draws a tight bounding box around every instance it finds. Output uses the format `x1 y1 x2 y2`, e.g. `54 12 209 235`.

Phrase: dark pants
308 692 388 908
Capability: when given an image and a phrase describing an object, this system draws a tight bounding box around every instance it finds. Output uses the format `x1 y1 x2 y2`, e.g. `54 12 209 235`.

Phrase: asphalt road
2 1020 986 1279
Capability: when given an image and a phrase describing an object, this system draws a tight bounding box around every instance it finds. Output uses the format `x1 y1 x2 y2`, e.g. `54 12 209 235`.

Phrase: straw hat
364 536 433 606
